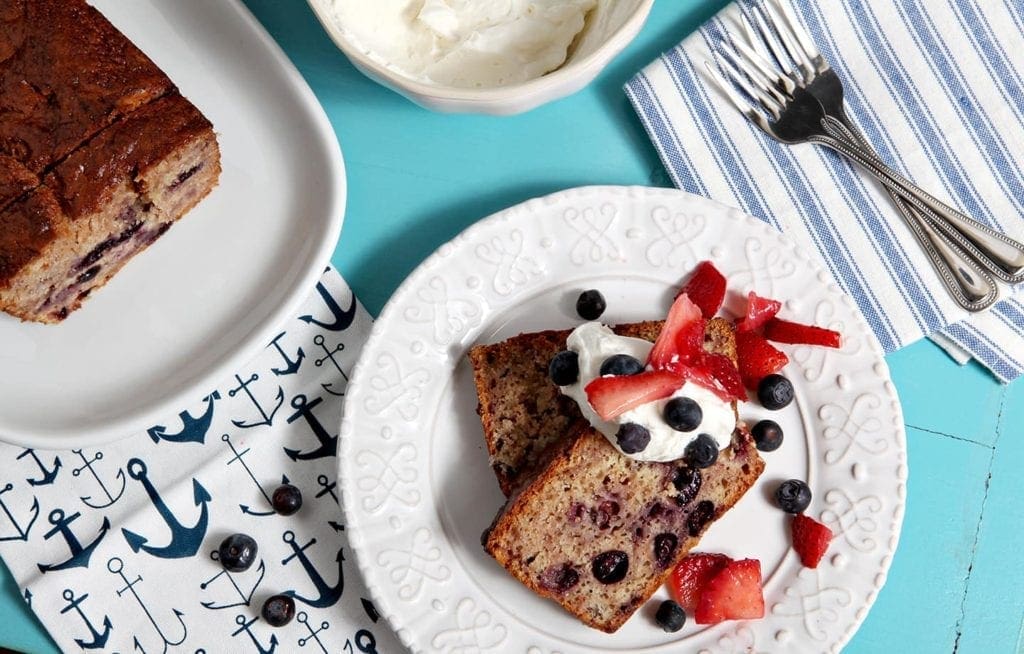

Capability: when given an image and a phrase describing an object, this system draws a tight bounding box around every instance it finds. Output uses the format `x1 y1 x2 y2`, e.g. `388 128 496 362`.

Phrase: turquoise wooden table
2 2 1022 652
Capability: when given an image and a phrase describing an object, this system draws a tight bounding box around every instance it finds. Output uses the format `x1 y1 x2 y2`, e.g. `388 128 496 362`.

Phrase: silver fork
706 0 1024 311
735 0 995 312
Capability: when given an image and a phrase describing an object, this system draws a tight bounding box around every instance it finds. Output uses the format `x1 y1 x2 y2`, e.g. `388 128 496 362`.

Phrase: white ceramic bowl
306 0 654 115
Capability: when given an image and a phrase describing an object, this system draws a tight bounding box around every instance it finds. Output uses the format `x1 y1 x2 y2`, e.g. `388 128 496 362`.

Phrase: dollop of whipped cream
559 322 735 462
329 0 598 88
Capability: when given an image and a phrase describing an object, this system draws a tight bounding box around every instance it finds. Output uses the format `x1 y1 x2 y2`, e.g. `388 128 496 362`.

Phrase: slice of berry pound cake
469 320 667 496
0 0 220 323
473 318 764 632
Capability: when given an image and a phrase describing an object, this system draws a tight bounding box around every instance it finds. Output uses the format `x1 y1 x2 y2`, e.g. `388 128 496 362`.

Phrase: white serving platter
0 0 346 448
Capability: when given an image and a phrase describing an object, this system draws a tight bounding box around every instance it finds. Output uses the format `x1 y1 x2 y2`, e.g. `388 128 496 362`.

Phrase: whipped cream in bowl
558 322 736 463
306 0 653 113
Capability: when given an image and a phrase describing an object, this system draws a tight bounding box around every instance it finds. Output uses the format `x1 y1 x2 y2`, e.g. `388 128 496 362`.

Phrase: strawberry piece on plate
764 318 842 348
791 514 834 568
698 352 746 402
737 292 782 333
670 553 732 613
694 559 765 624
736 331 789 389
585 370 685 421
647 293 705 370
679 261 727 317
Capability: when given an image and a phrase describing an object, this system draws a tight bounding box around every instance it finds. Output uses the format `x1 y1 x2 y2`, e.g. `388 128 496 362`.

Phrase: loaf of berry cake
0 0 220 322
475 319 764 632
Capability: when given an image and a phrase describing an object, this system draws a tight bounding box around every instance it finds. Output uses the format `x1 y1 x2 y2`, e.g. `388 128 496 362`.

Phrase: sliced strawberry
694 559 765 624
670 553 732 613
698 352 746 402
648 293 705 370
678 261 727 317
764 318 842 348
736 331 789 390
791 514 834 568
659 362 730 402
736 292 782 333
585 370 685 421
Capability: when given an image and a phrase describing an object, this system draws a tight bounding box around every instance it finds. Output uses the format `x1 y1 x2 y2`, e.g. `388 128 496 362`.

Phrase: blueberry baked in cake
0 0 221 323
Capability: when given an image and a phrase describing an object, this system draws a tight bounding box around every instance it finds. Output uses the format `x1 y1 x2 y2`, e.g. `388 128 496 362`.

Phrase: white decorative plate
0 0 345 448
339 186 905 653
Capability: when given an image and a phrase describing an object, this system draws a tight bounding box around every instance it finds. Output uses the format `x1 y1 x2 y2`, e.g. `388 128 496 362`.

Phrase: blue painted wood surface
1 1 1021 651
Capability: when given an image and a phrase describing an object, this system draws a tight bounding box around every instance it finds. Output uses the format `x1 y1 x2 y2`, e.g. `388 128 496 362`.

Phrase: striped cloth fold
626 0 1024 382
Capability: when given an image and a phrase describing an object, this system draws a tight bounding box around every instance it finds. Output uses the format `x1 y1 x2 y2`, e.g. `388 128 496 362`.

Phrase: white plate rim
338 185 906 653
0 0 346 449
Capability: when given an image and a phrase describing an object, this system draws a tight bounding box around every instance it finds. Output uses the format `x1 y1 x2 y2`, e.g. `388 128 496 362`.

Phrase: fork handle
817 116 1024 284
826 114 997 311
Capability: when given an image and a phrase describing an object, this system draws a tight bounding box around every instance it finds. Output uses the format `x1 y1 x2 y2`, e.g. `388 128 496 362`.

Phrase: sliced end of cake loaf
0 92 220 323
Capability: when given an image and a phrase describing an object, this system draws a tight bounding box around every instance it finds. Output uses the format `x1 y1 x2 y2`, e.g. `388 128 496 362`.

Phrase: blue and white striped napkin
0 268 402 654
626 0 1024 382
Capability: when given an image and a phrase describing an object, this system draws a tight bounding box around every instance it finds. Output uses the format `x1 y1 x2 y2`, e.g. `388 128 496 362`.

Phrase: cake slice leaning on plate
470 318 764 633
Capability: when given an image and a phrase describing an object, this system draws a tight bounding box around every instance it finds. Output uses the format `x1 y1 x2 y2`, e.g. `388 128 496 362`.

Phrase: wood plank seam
951 388 1008 654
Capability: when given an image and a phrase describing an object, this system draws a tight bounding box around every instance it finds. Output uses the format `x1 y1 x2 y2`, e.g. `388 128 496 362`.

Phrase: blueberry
664 397 703 432
687 500 716 537
653 533 679 568
599 354 645 377
684 434 719 469
672 466 702 506
218 533 257 572
616 423 651 454
592 550 629 584
272 483 303 516
655 599 686 632
539 563 580 593
751 419 784 452
758 374 794 410
549 350 579 386
775 479 812 514
576 289 607 320
261 594 296 627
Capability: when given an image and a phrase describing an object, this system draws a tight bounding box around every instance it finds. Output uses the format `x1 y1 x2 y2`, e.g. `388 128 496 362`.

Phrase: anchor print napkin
0 267 403 654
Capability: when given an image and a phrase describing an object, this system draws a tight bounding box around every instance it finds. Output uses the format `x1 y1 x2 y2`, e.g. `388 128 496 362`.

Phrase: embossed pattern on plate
339 186 906 653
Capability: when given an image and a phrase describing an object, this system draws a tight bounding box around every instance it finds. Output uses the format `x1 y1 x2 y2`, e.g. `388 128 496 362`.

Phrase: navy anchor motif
72 449 126 510
229 373 285 429
282 395 338 462
222 433 290 517
231 614 278 654
108 556 187 653
17 449 61 486
0 483 39 542
269 331 305 376
297 611 329 653
200 550 266 610
315 475 338 504
37 509 110 573
121 459 211 558
60 588 112 650
299 277 358 332
312 335 347 396
147 391 221 445
281 530 345 608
